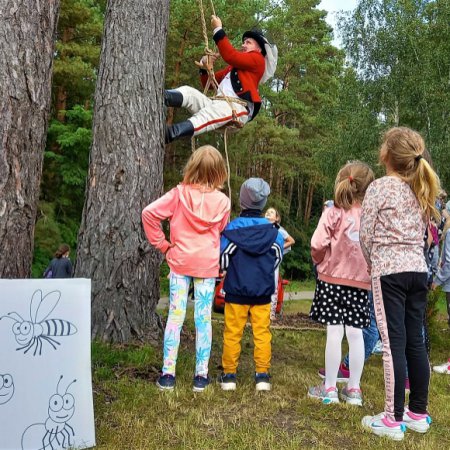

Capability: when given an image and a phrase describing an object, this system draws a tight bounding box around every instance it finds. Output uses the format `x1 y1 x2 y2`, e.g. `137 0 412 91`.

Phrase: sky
318 0 358 46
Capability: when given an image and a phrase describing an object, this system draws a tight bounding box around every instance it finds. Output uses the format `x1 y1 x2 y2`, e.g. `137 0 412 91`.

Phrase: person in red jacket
164 15 277 143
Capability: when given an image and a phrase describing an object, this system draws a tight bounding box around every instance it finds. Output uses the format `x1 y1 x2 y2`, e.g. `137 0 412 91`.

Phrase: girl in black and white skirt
307 161 374 407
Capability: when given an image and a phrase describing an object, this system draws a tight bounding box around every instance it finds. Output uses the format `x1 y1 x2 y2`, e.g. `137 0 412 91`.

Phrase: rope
224 128 231 200
196 0 236 209
196 0 242 127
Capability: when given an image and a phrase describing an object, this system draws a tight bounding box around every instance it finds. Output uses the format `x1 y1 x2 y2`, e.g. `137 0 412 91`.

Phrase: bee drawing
21 375 76 450
0 289 77 356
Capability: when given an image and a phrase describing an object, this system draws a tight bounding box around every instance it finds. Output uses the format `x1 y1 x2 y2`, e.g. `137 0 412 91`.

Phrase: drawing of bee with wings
0 290 77 356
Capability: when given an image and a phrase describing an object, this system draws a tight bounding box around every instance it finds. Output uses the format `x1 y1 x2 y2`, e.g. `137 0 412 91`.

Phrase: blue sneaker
255 372 271 391
193 375 211 392
218 373 237 391
156 374 175 391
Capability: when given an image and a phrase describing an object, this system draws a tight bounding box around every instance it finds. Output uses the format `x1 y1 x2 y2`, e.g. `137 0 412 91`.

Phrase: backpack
43 264 53 279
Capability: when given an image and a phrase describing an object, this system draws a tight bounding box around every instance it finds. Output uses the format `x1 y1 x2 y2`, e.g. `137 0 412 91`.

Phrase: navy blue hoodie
220 210 284 305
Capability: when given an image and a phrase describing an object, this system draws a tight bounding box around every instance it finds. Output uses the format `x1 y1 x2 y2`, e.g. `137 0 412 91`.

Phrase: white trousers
177 86 249 136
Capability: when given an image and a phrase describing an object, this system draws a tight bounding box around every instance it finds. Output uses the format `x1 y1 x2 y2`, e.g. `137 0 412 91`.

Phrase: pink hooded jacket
142 184 231 278
311 205 371 290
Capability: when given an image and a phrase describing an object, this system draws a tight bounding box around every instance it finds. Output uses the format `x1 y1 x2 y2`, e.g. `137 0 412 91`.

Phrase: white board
0 279 95 450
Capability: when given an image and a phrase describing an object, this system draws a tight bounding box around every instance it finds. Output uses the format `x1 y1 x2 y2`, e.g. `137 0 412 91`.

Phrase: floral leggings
162 272 215 377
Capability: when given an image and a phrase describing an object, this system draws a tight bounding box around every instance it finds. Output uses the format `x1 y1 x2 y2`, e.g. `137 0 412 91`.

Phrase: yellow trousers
222 302 271 373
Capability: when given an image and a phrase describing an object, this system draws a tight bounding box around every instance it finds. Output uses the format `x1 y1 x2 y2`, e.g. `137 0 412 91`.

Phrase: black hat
242 29 267 56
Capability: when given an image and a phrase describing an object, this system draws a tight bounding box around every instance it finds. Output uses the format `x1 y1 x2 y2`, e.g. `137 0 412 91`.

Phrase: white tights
325 324 364 390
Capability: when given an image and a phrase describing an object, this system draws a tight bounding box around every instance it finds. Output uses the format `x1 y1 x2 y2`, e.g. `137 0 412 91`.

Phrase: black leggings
373 272 430 421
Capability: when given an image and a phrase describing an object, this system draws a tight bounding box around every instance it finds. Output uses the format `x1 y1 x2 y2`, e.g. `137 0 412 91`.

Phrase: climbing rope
196 0 245 127
195 0 246 205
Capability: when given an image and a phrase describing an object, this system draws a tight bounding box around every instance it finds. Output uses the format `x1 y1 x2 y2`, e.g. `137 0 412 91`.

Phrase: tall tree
340 0 450 186
0 1 60 278
75 0 169 342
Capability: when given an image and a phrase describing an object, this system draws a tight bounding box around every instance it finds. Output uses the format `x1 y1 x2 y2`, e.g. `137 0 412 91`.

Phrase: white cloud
319 0 358 47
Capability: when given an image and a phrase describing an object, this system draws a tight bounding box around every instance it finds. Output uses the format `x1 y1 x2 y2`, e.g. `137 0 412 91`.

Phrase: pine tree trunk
287 177 294 215
75 0 169 343
0 1 60 278
296 178 304 220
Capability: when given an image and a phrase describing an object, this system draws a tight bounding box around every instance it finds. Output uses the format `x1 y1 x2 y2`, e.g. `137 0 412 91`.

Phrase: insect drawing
0 373 14 405
0 289 77 356
21 375 77 450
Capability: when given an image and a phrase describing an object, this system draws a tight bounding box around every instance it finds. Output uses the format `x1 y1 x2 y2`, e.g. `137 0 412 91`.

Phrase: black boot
164 89 183 107
165 120 194 144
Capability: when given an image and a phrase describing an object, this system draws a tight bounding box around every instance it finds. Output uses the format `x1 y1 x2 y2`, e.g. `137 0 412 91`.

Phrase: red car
213 275 289 314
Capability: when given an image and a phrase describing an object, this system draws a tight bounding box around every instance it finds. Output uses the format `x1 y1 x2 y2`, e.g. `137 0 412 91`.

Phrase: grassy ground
92 298 450 450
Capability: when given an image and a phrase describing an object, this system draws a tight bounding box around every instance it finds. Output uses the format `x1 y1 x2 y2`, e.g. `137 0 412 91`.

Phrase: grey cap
239 178 270 210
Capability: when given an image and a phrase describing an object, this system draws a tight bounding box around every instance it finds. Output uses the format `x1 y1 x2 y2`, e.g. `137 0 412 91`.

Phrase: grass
92 300 450 449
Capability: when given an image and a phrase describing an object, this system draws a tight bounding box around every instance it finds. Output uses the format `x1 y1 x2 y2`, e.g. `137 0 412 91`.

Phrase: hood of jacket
177 184 230 233
222 223 278 255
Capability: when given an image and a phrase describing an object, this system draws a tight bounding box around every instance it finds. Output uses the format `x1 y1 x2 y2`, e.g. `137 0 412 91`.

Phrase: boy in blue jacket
219 178 284 391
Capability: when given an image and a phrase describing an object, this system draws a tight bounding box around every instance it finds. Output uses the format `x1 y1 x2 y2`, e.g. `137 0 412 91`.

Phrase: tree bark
75 0 169 343
0 1 60 278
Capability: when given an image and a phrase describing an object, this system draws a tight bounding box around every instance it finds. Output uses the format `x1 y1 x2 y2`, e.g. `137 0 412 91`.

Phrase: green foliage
53 0 103 110
339 0 450 189
35 0 449 283
33 105 93 276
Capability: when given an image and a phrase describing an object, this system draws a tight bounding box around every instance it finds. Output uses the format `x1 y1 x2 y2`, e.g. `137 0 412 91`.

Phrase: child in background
264 207 295 319
308 161 374 406
142 145 231 392
433 202 450 327
360 127 440 440
219 178 284 391
432 202 450 374
43 244 73 278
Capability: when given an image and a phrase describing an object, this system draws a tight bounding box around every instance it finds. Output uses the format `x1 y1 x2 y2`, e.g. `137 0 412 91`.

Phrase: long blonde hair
334 161 374 210
380 127 441 220
183 145 227 189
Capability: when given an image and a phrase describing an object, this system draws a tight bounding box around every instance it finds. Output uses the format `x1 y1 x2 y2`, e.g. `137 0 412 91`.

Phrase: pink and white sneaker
403 407 432 433
433 359 450 374
361 413 406 441
340 386 363 406
307 384 339 404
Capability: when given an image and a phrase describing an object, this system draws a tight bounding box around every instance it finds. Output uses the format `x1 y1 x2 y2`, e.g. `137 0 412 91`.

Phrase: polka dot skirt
309 279 370 328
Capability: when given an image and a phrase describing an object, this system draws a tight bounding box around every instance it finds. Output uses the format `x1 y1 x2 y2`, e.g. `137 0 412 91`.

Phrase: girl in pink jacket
142 145 230 392
308 161 374 406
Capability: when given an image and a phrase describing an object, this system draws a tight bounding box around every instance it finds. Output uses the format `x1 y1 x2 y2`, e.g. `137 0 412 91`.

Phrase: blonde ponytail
380 127 441 221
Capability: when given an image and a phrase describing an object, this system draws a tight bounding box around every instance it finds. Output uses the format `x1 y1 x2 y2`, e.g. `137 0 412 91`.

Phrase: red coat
200 29 265 119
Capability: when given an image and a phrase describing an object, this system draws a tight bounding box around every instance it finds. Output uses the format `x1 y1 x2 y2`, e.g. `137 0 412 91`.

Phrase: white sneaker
361 413 406 441
433 359 450 374
403 407 432 433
